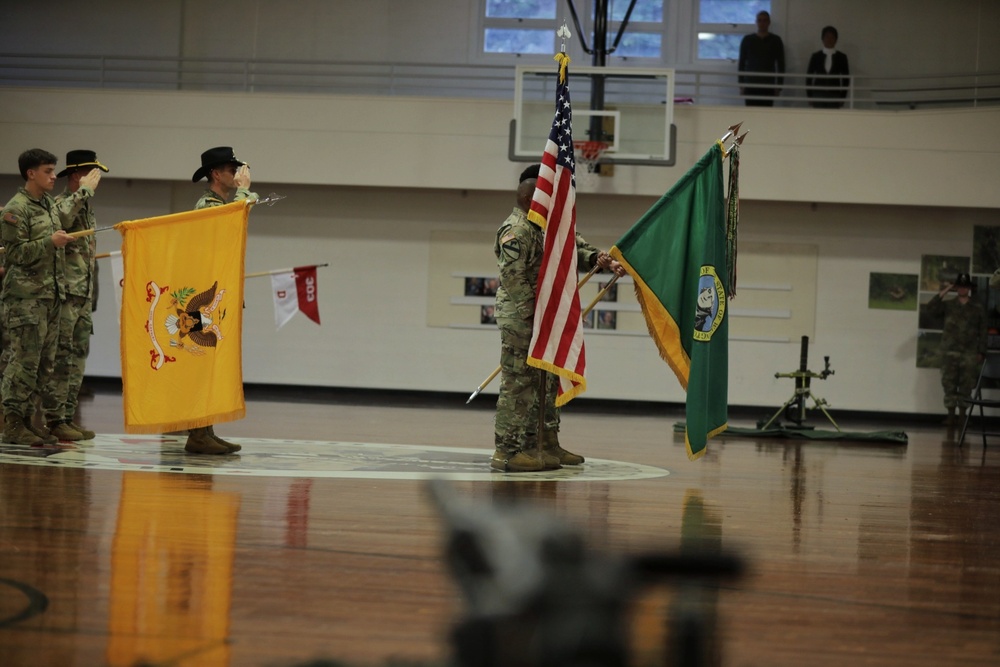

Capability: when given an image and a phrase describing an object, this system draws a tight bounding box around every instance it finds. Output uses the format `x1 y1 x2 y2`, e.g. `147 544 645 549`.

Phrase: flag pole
67 225 116 239
465 268 618 404
68 194 287 241
93 253 328 280
245 263 329 280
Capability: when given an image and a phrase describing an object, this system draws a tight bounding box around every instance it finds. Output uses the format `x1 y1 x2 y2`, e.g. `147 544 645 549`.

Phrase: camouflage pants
494 317 559 454
1 297 59 419
940 350 979 409
43 295 93 421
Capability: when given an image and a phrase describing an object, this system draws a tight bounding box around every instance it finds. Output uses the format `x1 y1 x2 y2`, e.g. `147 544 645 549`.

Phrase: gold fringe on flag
725 142 740 298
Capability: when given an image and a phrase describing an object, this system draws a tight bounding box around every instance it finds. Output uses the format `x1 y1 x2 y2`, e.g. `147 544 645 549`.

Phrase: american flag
525 53 586 406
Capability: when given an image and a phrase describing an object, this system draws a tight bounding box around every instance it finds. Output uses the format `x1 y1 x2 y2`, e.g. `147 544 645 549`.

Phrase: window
481 0 664 60
483 0 558 54
603 0 665 59
696 0 771 60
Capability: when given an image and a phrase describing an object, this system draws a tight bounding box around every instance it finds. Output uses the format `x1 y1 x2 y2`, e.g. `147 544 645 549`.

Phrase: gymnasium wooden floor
0 386 998 667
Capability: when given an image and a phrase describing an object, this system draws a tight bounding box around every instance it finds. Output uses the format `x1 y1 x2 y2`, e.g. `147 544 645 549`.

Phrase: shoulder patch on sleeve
501 237 521 261
3 211 18 225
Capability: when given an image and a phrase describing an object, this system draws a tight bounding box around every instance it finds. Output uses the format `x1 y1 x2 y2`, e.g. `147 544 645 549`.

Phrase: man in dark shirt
738 11 785 107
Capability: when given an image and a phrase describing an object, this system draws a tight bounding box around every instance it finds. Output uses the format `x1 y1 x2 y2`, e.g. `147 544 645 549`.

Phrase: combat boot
207 425 241 453
3 414 44 446
184 427 229 455
68 421 96 440
541 429 585 466
48 420 84 441
25 417 58 444
523 435 562 470
490 449 544 472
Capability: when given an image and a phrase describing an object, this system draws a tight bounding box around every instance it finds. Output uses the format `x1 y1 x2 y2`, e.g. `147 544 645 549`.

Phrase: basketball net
573 140 608 190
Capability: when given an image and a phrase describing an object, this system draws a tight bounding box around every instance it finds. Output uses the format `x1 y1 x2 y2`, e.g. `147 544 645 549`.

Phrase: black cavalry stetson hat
57 150 109 178
192 146 246 182
954 272 975 290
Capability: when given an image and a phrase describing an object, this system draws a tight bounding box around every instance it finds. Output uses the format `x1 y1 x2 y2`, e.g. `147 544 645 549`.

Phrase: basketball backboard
509 65 676 167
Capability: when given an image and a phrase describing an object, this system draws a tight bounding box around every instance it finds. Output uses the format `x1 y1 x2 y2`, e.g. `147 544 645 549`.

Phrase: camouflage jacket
926 294 987 355
196 187 257 210
1 186 93 300
54 188 97 299
493 207 600 321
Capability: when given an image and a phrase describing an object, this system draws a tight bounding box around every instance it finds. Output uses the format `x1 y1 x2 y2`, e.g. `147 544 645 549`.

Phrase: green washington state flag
610 142 731 460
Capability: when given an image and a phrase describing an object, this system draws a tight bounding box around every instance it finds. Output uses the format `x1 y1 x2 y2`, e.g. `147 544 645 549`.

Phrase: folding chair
958 351 1000 447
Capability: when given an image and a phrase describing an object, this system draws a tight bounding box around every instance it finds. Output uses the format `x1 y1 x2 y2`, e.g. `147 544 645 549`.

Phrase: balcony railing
1 53 997 110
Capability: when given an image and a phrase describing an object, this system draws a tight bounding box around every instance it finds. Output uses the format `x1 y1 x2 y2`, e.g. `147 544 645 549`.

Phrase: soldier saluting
181 146 257 455
926 272 987 430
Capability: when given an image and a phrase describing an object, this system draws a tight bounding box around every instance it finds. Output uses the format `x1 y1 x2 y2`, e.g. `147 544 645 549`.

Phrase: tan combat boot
25 417 58 444
207 425 241 453
48 420 84 441
184 427 229 455
541 429 585 466
523 435 562 470
3 414 44 446
68 421 96 440
490 449 545 472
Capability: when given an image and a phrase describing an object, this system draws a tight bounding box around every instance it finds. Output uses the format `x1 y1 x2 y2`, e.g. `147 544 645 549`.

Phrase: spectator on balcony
738 11 785 107
807 26 851 109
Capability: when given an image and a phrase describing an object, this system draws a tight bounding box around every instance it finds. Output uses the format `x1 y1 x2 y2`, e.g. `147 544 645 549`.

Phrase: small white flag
270 266 321 330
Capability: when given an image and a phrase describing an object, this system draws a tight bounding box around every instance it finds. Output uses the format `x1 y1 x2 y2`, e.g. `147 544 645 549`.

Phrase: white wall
0 88 995 207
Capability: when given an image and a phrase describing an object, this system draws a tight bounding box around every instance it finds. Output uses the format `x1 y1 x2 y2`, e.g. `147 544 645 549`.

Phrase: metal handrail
1 53 998 110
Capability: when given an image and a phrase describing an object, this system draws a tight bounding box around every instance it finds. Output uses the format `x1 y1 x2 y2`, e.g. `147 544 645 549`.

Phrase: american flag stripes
525 53 587 406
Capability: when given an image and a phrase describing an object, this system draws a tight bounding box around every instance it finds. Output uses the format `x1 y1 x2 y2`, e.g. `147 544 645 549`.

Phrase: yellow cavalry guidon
117 201 249 433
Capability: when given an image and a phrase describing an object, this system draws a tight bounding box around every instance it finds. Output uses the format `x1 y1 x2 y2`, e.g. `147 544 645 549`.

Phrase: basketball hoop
573 140 609 189
574 140 609 173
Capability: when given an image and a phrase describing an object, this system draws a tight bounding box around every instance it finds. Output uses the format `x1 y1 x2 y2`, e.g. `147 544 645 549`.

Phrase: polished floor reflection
0 388 998 666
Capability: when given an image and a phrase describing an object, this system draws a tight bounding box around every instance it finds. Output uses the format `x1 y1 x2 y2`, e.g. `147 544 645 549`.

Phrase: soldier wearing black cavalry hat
183 146 257 455
43 150 111 441
926 272 987 430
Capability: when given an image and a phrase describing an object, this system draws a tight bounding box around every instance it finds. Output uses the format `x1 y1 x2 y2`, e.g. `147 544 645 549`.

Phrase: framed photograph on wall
597 310 617 330
868 272 918 311
920 255 970 292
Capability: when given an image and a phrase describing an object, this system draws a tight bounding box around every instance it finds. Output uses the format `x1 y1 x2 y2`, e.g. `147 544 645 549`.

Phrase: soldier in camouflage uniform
492 164 623 472
184 146 257 455
1 149 102 445
41 151 110 441
926 272 987 428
